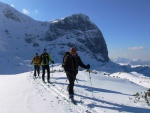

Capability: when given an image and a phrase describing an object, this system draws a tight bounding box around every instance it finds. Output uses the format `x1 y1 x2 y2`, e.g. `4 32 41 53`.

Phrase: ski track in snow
29 74 114 113
1 67 150 113
27 69 150 113
28 71 105 113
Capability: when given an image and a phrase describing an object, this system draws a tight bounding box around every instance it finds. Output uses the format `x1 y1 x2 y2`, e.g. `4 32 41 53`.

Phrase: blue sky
1 0 150 61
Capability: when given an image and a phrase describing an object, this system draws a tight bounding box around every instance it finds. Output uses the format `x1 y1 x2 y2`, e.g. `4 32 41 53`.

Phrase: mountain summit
0 1 109 71
46 13 109 62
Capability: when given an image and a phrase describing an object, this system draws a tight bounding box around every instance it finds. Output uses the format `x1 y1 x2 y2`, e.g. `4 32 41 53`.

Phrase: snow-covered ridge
0 1 149 78
0 1 109 69
0 1 34 22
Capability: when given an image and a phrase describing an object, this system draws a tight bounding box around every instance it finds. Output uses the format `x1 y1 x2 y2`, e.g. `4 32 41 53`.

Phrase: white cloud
129 46 144 51
35 10 39 13
22 8 30 15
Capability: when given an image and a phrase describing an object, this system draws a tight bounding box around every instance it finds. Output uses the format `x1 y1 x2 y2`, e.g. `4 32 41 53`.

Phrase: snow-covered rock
0 1 109 67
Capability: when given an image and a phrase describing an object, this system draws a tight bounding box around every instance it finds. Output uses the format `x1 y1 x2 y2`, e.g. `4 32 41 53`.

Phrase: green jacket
40 53 53 65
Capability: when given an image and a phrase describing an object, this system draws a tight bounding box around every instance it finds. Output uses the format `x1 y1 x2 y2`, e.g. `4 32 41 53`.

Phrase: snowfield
0 63 150 113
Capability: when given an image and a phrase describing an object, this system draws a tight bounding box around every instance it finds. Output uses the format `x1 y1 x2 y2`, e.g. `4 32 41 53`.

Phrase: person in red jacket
63 47 90 99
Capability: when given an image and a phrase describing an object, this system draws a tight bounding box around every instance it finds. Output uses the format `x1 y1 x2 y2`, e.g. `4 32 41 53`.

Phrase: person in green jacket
40 49 54 83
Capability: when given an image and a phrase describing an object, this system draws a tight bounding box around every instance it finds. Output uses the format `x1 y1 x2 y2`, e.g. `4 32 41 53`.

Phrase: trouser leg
46 65 50 82
37 66 40 76
68 77 74 94
34 65 36 77
66 72 76 95
42 65 45 81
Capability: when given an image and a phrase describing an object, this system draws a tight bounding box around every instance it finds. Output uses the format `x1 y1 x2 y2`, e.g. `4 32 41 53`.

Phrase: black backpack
41 53 49 64
62 52 70 67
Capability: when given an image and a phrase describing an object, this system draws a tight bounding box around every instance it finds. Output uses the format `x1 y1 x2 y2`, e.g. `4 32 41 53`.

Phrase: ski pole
30 64 34 79
29 67 33 77
88 69 94 97
52 63 53 77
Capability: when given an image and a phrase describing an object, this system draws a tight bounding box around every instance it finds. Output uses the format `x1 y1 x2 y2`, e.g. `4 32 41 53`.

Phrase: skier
63 47 90 99
31 53 40 78
40 49 54 83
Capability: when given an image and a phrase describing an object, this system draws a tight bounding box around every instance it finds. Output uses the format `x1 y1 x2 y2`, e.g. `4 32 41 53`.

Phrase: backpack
34 56 40 62
41 53 49 64
62 52 70 67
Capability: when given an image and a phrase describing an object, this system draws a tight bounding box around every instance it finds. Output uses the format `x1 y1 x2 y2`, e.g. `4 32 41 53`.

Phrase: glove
86 64 90 69
31 62 33 64
52 61 54 64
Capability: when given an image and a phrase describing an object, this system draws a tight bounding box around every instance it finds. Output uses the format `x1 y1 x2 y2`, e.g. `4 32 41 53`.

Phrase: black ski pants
42 65 50 82
34 65 40 77
66 71 77 95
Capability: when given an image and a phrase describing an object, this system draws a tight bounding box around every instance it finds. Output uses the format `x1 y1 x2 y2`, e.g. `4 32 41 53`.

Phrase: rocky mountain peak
45 13 109 62
0 1 109 66
50 13 96 31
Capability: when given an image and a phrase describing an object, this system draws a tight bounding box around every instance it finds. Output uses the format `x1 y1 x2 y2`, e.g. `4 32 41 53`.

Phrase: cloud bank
129 46 144 51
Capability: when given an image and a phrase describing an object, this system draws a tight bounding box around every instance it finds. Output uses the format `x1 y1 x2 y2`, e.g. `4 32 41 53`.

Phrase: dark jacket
64 53 87 73
40 53 53 65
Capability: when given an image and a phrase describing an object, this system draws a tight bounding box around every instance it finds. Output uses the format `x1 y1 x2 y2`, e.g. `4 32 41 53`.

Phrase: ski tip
70 99 77 105
72 101 77 105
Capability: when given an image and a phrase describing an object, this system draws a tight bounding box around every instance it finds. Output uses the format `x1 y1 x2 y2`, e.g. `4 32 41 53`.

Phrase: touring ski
69 98 77 105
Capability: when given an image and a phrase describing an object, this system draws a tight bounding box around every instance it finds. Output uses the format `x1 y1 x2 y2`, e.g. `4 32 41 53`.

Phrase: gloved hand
86 64 90 69
31 62 33 64
52 61 54 64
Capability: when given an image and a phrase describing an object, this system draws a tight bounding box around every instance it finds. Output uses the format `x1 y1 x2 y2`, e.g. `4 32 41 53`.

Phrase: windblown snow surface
0 63 150 113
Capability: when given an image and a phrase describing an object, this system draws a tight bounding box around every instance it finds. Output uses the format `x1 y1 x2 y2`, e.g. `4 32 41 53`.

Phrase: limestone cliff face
0 1 109 63
45 14 109 62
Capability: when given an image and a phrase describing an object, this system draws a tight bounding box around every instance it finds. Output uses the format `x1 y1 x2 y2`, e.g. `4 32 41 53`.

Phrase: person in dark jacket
63 47 90 99
40 49 54 83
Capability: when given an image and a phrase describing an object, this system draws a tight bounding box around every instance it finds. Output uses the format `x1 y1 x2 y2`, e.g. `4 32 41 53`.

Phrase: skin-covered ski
69 98 77 105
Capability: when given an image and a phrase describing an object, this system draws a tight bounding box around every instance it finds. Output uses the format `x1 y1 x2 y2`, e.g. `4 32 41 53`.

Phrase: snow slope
0 64 150 113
